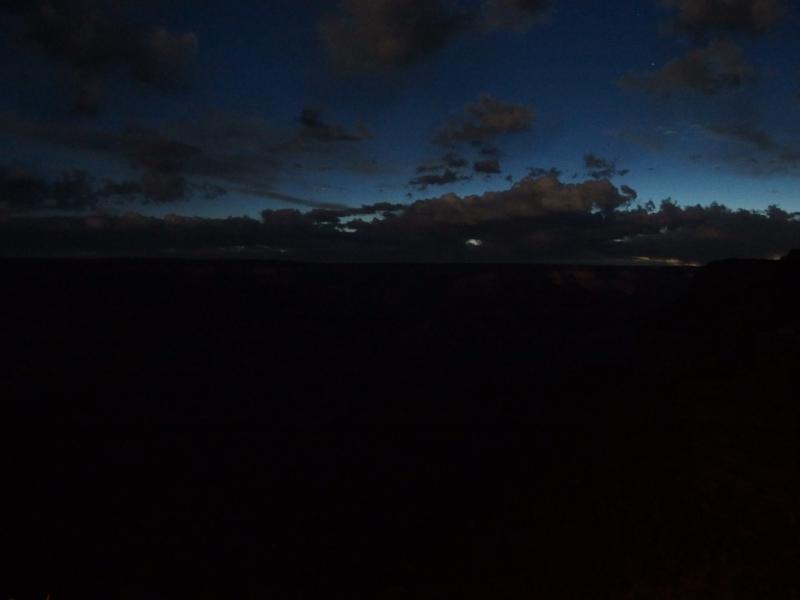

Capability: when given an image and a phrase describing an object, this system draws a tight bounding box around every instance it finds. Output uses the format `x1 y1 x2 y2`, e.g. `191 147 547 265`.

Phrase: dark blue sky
1 0 799 261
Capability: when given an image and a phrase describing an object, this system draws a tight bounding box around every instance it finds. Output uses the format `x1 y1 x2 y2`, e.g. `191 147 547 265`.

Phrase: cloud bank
621 39 756 96
0 110 376 208
3 173 798 264
0 0 199 113
663 0 785 35
319 0 554 73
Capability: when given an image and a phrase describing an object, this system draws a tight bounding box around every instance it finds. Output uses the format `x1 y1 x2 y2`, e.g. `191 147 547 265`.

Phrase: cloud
473 158 502 174
409 152 472 188
617 199 800 263
0 166 98 212
318 0 553 74
621 39 756 96
704 123 800 175
318 0 467 72
663 0 785 35
305 201 406 223
416 157 464 174
528 166 563 178
443 152 469 169
706 123 778 151
620 185 638 201
403 173 634 224
438 94 535 144
409 93 534 188
584 154 630 179
2 174 799 263
260 178 800 264
481 0 554 31
421 94 532 183
409 168 470 190
0 112 370 207
0 162 233 214
0 0 198 113
299 109 375 143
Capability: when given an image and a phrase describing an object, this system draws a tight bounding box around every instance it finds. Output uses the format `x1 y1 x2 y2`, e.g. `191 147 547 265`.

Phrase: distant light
465 239 483 247
633 256 700 267
339 213 387 224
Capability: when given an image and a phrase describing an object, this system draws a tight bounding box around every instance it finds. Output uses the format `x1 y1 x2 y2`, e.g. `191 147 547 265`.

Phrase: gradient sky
1 0 800 261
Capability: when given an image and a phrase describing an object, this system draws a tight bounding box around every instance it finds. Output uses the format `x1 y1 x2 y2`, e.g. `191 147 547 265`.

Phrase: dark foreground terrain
1 260 798 599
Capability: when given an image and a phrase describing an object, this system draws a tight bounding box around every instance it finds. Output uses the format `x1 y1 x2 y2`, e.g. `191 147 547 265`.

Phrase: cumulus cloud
0 174 800 263
528 166 563 178
663 0 785 35
409 168 470 190
414 153 470 174
259 178 800 264
414 94 534 181
318 0 467 72
408 94 533 188
473 158 502 174
706 123 778 150
620 185 638 201
621 39 756 96
409 151 474 188
403 173 634 224
0 0 198 113
584 154 630 179
617 199 800 263
0 112 376 207
443 152 470 169
2 173 799 263
305 202 406 223
0 163 232 213
0 115 277 204
331 185 800 264
438 94 535 144
318 0 553 73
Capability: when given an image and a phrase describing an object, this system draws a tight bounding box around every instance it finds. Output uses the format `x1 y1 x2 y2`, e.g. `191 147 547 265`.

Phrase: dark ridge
1 259 796 599
781 248 800 261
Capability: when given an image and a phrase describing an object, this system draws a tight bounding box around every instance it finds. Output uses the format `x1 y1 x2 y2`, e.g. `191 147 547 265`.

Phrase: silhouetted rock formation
642 255 800 368
781 248 800 261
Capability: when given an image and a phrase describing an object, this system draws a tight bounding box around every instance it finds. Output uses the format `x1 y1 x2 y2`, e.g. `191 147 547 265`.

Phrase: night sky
1 0 800 262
